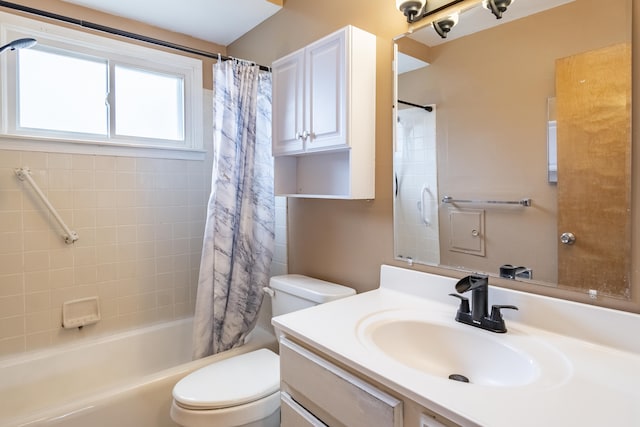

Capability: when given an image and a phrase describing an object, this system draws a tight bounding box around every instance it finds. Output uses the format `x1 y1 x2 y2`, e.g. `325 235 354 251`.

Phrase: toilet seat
172 349 280 410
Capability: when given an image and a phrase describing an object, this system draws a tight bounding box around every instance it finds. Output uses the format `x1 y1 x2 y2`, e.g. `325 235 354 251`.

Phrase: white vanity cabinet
279 337 459 427
279 337 402 427
271 25 376 199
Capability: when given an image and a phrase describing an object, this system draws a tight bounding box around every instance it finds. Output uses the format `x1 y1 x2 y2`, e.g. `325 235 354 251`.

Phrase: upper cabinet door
272 49 305 155
305 29 347 151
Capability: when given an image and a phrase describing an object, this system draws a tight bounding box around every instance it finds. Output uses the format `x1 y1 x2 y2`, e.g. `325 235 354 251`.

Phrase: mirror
393 0 632 299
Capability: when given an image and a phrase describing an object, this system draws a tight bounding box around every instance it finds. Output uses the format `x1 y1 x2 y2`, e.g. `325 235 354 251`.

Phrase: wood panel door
555 43 631 297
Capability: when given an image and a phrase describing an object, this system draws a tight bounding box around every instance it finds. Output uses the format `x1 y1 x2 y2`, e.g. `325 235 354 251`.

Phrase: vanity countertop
272 265 640 427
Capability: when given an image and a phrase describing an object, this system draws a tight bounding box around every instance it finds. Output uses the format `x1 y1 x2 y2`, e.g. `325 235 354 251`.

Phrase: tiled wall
271 196 288 277
0 149 211 356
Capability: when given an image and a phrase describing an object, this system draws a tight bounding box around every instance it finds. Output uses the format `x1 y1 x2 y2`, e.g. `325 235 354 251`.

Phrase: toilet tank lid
269 274 356 303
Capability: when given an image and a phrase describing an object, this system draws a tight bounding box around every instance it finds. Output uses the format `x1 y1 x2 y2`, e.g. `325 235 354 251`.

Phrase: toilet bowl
170 349 280 427
170 274 356 427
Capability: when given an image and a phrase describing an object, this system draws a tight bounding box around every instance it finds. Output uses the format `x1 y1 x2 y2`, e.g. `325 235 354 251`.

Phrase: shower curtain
192 59 274 359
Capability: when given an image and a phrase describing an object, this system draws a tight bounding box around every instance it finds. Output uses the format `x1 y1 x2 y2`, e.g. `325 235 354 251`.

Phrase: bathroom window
18 48 109 136
0 11 203 157
113 65 185 141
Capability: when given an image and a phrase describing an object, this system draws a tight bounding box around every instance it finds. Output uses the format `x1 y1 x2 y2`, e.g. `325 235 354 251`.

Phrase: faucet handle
489 304 518 322
484 305 518 333
449 293 470 314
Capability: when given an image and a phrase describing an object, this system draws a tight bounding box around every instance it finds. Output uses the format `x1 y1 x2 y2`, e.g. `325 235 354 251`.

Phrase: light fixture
433 13 459 38
482 0 515 19
0 38 37 54
396 0 515 38
396 0 427 23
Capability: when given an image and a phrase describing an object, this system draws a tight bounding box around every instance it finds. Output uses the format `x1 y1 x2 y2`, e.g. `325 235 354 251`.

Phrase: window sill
0 135 207 161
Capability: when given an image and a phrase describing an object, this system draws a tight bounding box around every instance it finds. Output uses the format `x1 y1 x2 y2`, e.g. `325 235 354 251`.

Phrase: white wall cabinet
272 25 376 199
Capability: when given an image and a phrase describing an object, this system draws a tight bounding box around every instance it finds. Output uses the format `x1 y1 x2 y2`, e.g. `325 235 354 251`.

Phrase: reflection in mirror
394 0 632 299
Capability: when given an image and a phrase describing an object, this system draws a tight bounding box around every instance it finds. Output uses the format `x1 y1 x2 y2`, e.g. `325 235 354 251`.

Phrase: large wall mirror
393 0 633 299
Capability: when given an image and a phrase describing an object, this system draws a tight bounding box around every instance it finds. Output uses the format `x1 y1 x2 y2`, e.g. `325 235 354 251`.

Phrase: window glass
114 65 185 141
18 48 108 135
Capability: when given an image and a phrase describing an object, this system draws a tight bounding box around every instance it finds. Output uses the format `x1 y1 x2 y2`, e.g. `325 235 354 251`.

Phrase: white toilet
170 274 356 427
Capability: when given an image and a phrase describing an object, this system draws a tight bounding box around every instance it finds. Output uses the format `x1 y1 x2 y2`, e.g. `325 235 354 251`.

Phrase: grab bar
442 195 532 207
420 185 430 225
15 167 79 244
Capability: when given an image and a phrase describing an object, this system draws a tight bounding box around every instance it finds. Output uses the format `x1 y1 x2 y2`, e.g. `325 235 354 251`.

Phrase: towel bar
442 195 532 207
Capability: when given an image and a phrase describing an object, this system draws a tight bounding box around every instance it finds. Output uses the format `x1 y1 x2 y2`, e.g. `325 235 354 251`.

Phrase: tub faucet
449 274 518 333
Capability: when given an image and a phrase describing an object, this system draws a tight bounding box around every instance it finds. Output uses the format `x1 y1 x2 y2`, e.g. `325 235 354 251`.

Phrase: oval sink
357 310 570 388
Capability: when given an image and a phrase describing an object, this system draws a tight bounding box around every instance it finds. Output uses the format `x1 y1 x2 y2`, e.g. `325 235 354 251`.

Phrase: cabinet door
280 338 403 427
272 49 305 155
305 28 347 151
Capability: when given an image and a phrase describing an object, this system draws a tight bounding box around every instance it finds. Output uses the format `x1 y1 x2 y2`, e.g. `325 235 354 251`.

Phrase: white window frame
0 11 204 159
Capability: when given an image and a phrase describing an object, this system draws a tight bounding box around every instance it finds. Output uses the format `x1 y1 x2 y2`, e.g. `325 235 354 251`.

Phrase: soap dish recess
62 297 101 328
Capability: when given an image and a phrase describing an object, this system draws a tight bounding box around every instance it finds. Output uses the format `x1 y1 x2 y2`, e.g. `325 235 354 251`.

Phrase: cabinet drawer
281 391 327 427
280 337 403 427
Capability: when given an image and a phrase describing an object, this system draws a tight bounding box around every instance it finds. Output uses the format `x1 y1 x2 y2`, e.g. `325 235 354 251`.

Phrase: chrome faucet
449 274 518 333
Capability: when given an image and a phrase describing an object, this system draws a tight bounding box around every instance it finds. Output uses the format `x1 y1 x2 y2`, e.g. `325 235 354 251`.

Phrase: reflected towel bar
15 167 79 244
442 195 532 207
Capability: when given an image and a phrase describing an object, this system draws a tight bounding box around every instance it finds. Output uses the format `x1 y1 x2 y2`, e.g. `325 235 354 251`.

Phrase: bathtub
0 318 278 427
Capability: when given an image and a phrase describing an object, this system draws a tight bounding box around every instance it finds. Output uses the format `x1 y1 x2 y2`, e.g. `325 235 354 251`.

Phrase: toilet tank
268 274 355 316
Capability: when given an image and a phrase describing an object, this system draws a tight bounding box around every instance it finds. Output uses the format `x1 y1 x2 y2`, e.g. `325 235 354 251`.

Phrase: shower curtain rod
0 0 270 72
398 100 433 112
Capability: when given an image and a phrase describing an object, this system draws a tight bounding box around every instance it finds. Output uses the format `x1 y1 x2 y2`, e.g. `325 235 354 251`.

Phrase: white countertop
272 265 640 427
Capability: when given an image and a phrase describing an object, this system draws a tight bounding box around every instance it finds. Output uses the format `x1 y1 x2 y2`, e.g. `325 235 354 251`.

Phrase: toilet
170 274 356 427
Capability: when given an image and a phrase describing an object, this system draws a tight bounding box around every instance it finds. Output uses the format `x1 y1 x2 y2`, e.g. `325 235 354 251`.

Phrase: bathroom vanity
272 265 640 426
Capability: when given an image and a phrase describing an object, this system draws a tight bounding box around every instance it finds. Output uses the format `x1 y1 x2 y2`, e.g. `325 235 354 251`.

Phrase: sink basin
357 310 570 388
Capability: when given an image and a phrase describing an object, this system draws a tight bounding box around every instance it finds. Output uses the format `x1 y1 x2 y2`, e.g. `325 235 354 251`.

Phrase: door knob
560 232 576 245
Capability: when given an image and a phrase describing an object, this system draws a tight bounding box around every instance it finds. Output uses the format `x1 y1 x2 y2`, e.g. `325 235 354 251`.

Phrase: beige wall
230 0 640 312
229 0 408 292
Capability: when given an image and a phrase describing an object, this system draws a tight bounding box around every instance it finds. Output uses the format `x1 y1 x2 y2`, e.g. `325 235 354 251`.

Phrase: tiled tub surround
0 317 278 427
273 265 640 426
0 149 211 356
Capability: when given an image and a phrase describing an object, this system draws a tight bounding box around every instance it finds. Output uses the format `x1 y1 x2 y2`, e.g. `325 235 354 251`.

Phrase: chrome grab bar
15 167 79 244
420 185 430 225
442 195 532 207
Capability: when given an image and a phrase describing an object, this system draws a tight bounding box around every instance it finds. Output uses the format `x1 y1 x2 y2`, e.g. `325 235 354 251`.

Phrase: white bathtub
0 318 278 427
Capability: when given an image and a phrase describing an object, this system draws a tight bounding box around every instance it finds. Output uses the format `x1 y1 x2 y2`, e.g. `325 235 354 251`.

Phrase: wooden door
555 43 631 297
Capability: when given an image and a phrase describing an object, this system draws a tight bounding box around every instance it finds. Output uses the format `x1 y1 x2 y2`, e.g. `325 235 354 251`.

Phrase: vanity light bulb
396 0 426 12
447 12 459 26
433 12 459 38
482 0 516 19
396 0 427 22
